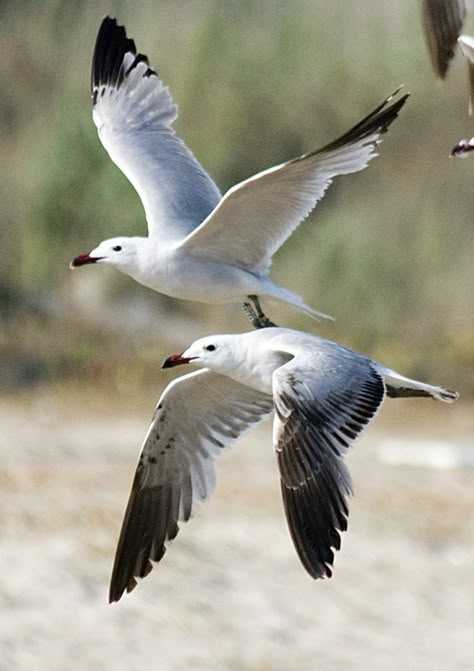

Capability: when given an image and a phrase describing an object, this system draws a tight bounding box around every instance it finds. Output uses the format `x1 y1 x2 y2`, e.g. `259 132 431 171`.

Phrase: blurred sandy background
0 1 473 669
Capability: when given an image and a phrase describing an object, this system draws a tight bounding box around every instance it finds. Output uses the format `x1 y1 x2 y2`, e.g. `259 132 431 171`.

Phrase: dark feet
242 296 277 329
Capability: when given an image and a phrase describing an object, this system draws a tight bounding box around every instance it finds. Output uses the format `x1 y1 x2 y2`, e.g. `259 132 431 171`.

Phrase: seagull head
69 236 140 273
162 335 240 374
162 330 286 395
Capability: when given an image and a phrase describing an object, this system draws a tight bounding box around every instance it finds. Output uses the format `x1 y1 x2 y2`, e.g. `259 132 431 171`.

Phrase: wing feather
109 369 272 602
178 90 408 273
421 0 466 78
273 350 385 579
458 34 474 113
92 17 221 241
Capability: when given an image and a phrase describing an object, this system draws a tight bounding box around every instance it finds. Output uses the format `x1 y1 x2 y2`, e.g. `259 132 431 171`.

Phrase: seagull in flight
451 133 474 154
70 16 408 328
421 2 474 154
451 36 474 155
422 0 474 112
109 327 458 602
421 0 467 81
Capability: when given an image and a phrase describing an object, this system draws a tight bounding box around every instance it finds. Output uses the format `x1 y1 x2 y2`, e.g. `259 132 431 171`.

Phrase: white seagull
109 327 458 602
70 16 408 327
451 37 474 155
422 1 474 114
421 0 467 81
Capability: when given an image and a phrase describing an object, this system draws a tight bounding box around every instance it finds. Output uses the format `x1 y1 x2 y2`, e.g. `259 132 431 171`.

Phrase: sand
0 388 472 671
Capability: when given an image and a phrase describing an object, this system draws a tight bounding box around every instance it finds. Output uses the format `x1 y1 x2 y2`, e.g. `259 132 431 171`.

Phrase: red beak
69 253 103 268
162 352 194 369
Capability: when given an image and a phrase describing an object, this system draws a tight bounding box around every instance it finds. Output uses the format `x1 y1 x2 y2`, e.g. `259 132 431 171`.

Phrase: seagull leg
245 295 277 329
242 301 260 327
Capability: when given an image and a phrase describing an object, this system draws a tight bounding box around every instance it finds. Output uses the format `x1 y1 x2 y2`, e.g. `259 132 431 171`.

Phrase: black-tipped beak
69 253 103 269
162 353 194 369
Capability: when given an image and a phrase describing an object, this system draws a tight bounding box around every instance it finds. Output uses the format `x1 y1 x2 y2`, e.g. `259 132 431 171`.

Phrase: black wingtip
306 87 409 162
92 15 152 97
320 87 410 154
108 478 181 603
421 0 467 80
450 137 474 157
109 574 138 604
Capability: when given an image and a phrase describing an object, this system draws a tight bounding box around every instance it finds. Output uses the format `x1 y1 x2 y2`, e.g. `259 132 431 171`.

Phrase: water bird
422 0 474 112
70 16 408 328
109 326 458 601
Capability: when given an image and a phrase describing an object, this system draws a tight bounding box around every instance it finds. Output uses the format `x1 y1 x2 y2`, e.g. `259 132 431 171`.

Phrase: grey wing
272 350 385 579
92 17 221 241
109 369 273 602
458 35 474 113
178 90 408 274
421 0 466 78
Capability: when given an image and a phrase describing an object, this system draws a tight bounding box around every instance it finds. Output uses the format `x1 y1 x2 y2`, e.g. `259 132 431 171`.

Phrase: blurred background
0 1 473 669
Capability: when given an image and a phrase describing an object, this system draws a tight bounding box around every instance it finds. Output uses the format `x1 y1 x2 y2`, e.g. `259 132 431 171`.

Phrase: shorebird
422 0 467 80
70 17 408 328
422 0 474 111
109 326 458 601
450 36 474 154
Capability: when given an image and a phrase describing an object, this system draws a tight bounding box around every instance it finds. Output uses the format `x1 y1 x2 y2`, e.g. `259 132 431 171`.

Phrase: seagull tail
264 284 334 322
382 369 459 403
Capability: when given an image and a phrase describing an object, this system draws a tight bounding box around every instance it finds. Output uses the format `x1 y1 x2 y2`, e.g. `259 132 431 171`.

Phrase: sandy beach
0 387 472 671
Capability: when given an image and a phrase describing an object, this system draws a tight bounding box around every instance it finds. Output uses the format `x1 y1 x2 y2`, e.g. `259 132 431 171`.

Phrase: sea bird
71 17 408 328
109 327 458 601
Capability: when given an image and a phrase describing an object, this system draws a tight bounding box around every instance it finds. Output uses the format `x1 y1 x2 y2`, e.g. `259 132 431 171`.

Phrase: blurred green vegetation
0 0 472 393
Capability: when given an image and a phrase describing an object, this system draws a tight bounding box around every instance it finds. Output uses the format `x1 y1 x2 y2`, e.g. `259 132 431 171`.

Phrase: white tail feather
382 369 459 403
265 283 334 322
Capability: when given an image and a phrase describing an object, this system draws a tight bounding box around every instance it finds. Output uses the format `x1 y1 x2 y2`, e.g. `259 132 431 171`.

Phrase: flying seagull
422 0 467 79
70 16 408 328
421 0 474 112
109 327 458 602
451 133 474 154
451 36 474 154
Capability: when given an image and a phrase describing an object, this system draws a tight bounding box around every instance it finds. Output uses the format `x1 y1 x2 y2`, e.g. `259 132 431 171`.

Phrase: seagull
109 327 458 602
458 33 474 114
421 0 474 112
70 16 408 328
451 134 474 154
451 36 474 154
421 0 467 80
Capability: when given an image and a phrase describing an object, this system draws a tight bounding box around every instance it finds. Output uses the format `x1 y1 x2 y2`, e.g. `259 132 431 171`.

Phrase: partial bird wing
92 17 221 241
272 346 385 579
421 0 466 78
109 369 273 602
178 90 408 274
458 35 474 113
451 134 474 155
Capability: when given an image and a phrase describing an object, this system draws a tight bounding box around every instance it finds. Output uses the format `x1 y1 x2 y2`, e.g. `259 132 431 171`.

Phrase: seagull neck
224 337 279 395
128 236 161 281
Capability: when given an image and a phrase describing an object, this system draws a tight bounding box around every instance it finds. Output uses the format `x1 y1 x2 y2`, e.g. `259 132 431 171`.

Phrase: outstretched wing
458 34 474 113
178 90 408 274
92 17 221 241
421 0 466 78
109 369 273 602
272 347 385 580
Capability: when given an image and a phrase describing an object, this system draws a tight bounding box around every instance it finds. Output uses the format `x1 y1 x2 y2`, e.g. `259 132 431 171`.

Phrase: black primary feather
91 16 156 102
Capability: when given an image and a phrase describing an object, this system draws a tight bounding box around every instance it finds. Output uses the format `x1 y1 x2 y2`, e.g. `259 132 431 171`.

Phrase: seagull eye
112 245 122 252
204 344 216 352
